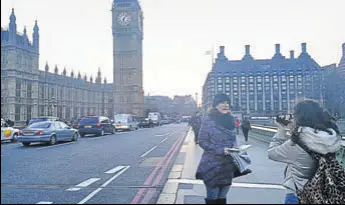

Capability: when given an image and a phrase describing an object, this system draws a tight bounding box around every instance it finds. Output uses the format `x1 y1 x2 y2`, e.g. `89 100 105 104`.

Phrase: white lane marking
140 146 157 158
36 202 53 204
155 133 170 137
77 166 130 204
36 142 75 150
105 166 126 174
168 179 285 190
77 188 102 204
67 178 101 191
160 137 169 144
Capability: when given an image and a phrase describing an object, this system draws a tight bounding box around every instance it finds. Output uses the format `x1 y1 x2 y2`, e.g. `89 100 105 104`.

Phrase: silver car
18 121 79 147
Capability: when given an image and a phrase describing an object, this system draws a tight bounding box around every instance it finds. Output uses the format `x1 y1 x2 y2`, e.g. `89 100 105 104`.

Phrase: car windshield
80 117 98 124
115 115 129 122
29 122 51 129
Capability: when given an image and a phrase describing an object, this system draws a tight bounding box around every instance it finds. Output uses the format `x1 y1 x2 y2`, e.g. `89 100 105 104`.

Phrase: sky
1 0 344 103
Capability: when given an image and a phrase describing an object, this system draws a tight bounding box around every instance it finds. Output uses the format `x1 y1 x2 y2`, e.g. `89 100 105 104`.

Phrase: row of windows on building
204 74 323 112
14 79 113 104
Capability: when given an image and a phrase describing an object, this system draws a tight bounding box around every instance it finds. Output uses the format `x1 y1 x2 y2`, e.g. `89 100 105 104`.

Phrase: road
1 123 189 204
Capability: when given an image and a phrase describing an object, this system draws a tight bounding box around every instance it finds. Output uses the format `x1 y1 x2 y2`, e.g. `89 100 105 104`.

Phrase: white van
148 112 161 126
114 114 139 131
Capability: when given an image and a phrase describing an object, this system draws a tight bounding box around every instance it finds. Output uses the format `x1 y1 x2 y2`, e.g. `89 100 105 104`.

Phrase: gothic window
15 105 21 121
27 83 32 99
16 79 21 98
27 106 31 122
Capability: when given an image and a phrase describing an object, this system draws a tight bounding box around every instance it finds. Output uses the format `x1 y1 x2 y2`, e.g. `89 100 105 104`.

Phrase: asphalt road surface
1 123 189 204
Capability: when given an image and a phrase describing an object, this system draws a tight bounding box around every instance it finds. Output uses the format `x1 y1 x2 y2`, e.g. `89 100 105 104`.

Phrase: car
17 121 79 146
71 119 81 129
28 116 59 127
78 116 115 137
1 118 19 142
138 118 153 128
114 114 139 131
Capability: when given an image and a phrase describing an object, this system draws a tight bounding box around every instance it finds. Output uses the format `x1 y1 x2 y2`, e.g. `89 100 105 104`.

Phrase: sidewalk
157 128 287 204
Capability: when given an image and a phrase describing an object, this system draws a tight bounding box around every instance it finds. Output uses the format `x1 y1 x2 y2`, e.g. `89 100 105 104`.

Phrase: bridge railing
249 124 345 167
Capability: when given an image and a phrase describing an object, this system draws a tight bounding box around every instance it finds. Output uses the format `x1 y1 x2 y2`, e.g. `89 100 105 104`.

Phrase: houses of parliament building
1 0 144 126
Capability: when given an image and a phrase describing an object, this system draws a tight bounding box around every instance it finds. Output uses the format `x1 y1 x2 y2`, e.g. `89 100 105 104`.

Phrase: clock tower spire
112 0 144 116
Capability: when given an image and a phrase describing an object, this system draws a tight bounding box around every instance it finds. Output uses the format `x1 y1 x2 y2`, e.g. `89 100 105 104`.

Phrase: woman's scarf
209 109 236 131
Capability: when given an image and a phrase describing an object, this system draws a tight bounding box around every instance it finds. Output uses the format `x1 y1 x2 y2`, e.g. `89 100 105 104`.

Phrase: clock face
117 12 131 26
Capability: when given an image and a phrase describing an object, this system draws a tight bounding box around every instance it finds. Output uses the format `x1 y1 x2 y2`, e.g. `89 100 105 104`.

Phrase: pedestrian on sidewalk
190 111 202 144
241 117 251 143
196 93 238 204
268 99 343 204
235 118 241 134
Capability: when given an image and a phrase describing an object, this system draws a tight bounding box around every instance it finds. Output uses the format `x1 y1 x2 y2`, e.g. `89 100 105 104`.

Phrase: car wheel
80 133 85 137
72 133 78 141
22 142 30 147
49 135 57 145
11 133 18 143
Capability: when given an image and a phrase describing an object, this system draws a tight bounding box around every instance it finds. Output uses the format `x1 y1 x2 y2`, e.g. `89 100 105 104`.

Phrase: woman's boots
205 198 227 204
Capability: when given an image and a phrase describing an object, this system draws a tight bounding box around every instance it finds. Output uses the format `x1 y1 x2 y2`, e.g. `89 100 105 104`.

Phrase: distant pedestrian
268 99 344 204
241 117 251 143
190 111 202 144
196 93 250 204
235 118 241 134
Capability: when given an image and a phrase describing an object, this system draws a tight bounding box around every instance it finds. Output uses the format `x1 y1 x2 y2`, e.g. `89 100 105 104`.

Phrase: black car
78 116 115 137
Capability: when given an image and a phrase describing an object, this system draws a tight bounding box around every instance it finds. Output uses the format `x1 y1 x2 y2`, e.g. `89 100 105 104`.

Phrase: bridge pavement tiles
157 129 287 204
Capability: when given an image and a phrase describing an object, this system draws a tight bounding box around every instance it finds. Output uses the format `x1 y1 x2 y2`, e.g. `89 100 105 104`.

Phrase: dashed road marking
160 137 169 143
36 202 53 204
77 166 130 204
140 146 157 158
105 166 126 174
67 178 101 191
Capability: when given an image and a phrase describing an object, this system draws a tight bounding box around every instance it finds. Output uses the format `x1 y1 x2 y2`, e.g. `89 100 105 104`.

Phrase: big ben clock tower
112 0 144 116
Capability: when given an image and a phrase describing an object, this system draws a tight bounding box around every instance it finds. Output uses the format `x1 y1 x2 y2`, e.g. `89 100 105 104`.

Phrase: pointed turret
54 65 59 74
62 67 67 76
33 20 39 52
96 67 102 84
45 61 49 72
9 8 17 43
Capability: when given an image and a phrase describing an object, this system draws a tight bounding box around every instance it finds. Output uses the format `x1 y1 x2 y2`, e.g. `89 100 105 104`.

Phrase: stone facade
143 95 197 116
112 0 144 116
202 43 328 116
1 9 114 126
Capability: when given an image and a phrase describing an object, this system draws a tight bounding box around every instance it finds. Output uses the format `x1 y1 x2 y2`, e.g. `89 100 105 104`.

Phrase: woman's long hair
291 99 340 143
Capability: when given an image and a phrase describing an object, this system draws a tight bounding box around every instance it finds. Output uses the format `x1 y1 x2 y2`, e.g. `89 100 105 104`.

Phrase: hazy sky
1 0 344 102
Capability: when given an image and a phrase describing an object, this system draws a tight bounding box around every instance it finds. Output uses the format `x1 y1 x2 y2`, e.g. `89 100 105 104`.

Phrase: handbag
230 151 252 178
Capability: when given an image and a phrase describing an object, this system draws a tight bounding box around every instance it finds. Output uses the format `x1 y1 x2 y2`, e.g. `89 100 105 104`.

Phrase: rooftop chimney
220 46 225 55
245 45 250 55
290 50 295 59
275 44 281 54
302 43 307 53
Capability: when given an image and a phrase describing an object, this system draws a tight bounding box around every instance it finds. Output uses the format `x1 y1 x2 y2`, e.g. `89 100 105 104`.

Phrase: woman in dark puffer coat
196 93 238 204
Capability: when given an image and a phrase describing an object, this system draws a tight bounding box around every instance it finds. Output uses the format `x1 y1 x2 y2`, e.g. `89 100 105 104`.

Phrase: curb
156 128 194 204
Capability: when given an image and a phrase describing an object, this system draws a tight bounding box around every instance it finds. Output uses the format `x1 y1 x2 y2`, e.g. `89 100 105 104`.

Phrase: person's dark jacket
190 115 201 128
196 113 237 188
241 119 251 130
